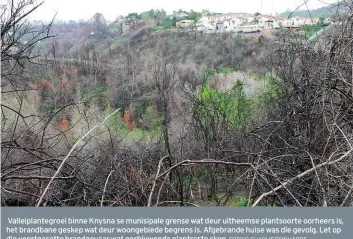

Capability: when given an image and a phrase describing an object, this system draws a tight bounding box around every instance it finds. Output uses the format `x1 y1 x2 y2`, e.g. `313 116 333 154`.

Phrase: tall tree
151 41 184 206
92 12 107 34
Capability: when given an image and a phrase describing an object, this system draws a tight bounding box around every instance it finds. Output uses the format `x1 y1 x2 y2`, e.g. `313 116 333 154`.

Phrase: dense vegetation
1 0 353 207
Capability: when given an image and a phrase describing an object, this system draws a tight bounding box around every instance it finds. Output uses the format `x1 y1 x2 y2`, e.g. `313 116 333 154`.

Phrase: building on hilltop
176 20 195 28
194 12 325 34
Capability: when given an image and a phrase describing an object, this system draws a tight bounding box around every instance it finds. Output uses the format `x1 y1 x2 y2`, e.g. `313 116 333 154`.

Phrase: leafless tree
149 41 186 205
1 0 55 77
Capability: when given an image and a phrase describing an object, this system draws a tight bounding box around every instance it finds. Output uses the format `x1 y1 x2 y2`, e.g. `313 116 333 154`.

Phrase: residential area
176 12 332 34
115 9 333 37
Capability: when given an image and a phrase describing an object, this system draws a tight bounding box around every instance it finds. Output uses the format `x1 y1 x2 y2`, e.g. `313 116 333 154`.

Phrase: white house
176 20 194 28
236 24 261 33
282 17 309 28
194 12 322 34
228 18 245 31
196 15 247 33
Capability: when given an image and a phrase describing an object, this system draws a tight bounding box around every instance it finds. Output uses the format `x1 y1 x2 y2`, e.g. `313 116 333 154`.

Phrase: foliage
141 105 162 132
214 194 249 207
160 18 172 28
228 196 249 207
256 74 284 106
187 10 202 23
236 197 249 207
247 74 285 122
155 26 164 31
71 136 78 144
144 9 166 22
172 16 178 27
303 24 324 37
104 105 162 141
126 12 141 20
148 9 155 19
217 67 235 74
194 72 285 152
82 86 108 100
194 80 251 139
109 37 128 51
234 34 242 46
44 105 58 115
140 9 156 21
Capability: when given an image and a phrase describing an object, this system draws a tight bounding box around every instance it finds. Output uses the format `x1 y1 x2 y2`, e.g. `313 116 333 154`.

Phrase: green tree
187 10 201 23
319 16 325 25
193 80 251 151
161 18 172 28
149 9 155 19
126 12 141 20
172 16 177 27
140 10 155 21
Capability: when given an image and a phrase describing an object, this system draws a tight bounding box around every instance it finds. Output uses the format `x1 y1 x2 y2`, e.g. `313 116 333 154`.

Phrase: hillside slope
280 3 343 18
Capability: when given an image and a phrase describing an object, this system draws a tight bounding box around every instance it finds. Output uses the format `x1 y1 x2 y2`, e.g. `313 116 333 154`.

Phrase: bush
217 67 235 74
193 80 251 150
109 37 128 51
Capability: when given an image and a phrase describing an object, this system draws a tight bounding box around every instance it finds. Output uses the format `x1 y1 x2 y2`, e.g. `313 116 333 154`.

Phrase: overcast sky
22 0 337 22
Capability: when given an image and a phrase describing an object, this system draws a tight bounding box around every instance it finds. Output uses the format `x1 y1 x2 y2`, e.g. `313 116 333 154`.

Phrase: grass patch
109 37 128 51
103 106 161 143
82 86 108 100
217 67 236 74
302 25 324 37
